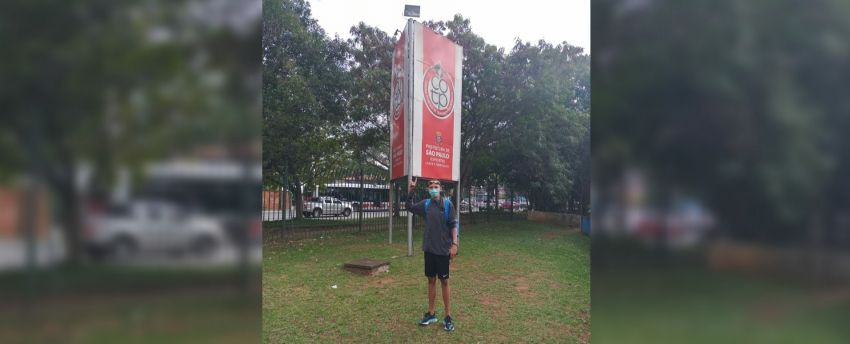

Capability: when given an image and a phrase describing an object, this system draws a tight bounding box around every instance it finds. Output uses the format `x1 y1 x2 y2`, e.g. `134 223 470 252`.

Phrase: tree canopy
263 1 591 214
593 0 850 243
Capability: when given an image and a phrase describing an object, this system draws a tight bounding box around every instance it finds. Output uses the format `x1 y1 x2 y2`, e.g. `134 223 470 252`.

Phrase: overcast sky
308 0 590 54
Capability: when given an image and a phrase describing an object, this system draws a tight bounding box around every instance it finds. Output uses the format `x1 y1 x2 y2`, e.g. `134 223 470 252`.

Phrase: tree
263 0 352 218
593 0 845 243
419 16 590 212
344 23 397 169
1 0 259 264
422 16 511 192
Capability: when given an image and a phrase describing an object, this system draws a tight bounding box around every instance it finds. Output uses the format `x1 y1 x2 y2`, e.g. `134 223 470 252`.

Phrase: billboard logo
423 62 454 119
392 67 404 120
435 132 442 146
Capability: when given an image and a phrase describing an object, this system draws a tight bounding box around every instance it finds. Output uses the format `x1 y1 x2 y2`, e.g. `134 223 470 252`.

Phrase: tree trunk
293 176 304 220
578 185 585 217
54 166 83 266
583 182 590 217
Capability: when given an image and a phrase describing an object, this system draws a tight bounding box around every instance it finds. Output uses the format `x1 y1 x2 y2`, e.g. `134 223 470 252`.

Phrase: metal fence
262 163 527 241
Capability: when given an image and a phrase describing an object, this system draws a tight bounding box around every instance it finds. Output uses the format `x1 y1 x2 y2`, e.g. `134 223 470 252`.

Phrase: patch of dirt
455 313 476 327
547 322 589 344
812 289 850 306
549 283 559 290
345 244 375 251
476 295 502 307
286 286 308 293
496 251 505 257
514 277 530 291
361 277 395 289
542 229 580 240
450 258 479 271
542 232 563 240
388 314 408 332
747 300 791 323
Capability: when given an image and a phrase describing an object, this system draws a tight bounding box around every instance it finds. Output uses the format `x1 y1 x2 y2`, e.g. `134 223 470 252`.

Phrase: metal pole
24 105 45 308
239 155 252 296
487 184 491 223
283 162 288 240
389 181 393 244
470 186 475 224
407 175 413 256
456 180 461 245
406 19 414 257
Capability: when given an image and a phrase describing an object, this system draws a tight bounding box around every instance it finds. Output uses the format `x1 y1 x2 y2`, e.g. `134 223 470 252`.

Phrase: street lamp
403 5 420 18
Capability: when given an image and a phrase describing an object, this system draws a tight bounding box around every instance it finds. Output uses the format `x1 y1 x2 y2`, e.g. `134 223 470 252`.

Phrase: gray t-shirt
405 192 458 256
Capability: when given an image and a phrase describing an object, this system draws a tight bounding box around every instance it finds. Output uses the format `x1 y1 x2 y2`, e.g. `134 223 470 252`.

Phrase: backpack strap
444 199 458 237
425 199 431 213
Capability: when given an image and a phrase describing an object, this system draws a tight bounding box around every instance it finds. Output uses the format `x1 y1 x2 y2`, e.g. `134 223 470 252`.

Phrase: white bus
321 182 390 211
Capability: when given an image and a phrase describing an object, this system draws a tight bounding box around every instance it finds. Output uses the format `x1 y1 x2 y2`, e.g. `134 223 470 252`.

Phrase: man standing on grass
407 177 458 331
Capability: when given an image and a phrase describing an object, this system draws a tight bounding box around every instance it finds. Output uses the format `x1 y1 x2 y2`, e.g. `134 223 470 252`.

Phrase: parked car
302 196 354 218
477 199 499 211
86 200 228 259
500 201 521 210
460 200 471 212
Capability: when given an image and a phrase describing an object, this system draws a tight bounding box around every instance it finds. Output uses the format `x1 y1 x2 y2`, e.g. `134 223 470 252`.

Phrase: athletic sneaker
419 312 437 326
443 315 454 331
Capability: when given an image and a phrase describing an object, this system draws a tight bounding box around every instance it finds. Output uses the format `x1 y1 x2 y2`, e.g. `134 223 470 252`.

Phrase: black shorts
424 251 450 280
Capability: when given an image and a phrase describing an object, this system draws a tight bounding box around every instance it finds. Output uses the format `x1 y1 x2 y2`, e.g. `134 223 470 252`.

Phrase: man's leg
418 252 440 326
437 254 454 330
428 277 437 315
440 278 450 317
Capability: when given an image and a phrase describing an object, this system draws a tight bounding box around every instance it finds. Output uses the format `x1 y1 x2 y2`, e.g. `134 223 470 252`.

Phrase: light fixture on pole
403 5 420 18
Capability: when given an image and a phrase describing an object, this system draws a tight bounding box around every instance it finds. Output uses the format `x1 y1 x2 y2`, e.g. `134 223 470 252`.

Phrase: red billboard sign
418 26 460 181
390 30 407 180
391 20 462 182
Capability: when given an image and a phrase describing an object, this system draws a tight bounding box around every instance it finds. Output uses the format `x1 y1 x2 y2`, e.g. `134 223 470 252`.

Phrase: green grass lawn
0 267 260 344
592 268 850 344
262 220 590 343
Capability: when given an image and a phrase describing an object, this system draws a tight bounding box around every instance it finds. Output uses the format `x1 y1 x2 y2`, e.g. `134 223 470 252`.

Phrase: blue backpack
425 198 459 237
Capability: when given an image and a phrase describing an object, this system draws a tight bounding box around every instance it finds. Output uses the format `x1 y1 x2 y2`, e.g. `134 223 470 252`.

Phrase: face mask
428 188 440 198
